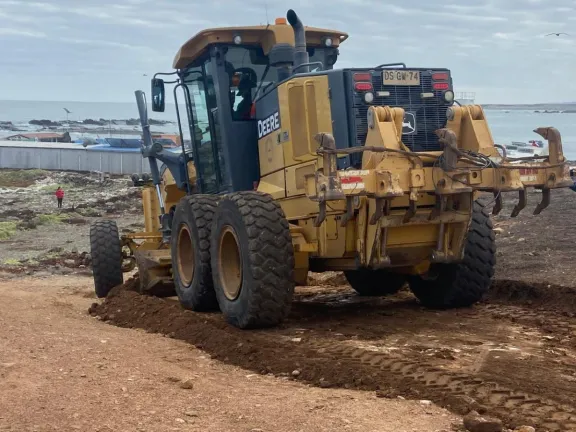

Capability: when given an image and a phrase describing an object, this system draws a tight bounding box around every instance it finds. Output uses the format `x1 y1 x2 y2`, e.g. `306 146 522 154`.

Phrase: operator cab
150 17 345 195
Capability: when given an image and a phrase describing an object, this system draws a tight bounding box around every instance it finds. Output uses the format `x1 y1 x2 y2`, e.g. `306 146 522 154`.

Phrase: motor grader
89 9 573 329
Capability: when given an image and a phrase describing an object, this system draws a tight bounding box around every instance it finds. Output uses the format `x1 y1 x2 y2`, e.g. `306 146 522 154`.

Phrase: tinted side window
224 46 278 121
182 67 219 193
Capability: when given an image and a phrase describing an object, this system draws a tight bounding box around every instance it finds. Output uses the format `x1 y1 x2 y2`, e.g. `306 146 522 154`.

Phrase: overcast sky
0 0 574 104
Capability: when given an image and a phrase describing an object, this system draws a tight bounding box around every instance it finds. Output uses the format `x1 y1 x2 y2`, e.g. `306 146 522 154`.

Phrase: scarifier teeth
492 192 502 216
510 189 527 218
533 188 550 215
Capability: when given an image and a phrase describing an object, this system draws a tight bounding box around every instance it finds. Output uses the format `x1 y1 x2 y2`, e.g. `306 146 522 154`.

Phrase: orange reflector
275 17 287 24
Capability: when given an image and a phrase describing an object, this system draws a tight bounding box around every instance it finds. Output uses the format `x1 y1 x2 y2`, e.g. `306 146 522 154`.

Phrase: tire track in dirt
90 278 576 432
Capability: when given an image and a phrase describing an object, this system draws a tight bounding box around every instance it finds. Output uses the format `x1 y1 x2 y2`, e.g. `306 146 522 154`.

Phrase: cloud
0 27 46 37
0 0 574 103
57 37 152 51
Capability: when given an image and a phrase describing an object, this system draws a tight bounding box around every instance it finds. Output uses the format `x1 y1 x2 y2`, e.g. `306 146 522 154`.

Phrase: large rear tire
171 195 220 311
90 219 123 298
407 200 496 309
344 269 406 296
210 191 295 329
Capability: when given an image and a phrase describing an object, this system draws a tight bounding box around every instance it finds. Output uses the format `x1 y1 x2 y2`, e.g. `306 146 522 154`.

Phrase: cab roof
172 21 348 69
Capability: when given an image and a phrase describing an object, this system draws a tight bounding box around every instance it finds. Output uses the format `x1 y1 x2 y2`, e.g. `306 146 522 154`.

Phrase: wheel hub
219 226 242 300
176 224 194 286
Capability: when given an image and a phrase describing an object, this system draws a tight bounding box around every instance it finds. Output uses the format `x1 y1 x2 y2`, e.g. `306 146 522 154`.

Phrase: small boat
497 140 547 158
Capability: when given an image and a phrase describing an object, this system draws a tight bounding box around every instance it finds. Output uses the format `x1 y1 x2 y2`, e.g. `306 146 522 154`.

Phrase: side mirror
151 78 165 112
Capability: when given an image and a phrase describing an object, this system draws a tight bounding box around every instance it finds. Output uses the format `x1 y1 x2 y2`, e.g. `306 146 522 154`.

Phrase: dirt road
3 171 576 432
89 275 576 432
0 276 458 432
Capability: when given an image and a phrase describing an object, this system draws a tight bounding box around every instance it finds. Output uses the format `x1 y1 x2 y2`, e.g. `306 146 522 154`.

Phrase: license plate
383 70 421 85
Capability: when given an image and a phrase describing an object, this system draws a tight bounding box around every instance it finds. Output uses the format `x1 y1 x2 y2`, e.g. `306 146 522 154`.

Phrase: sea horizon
1 99 576 159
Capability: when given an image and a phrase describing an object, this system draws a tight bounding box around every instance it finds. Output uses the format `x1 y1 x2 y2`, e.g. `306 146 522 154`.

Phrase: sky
0 0 574 104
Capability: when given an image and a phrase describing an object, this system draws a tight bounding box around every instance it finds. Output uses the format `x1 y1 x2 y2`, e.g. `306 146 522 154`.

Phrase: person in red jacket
55 186 64 208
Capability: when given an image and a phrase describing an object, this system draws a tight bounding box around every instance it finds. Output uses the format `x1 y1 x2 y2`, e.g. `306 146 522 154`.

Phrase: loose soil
0 276 458 432
3 168 576 431
91 277 576 432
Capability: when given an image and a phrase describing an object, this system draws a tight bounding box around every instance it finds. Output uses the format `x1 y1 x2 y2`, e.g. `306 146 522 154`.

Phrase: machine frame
89 9 574 329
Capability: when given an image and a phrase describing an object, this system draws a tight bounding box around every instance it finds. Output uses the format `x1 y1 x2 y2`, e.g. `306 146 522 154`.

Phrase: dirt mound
90 277 576 431
489 279 576 313
89 278 414 393
307 271 348 286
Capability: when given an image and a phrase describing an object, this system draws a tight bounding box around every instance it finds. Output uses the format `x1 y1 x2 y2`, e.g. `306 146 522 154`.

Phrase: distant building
455 92 476 105
5 132 72 143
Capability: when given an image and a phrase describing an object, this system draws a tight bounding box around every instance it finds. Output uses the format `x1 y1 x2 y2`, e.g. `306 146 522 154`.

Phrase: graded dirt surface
0 276 459 432
91 276 576 432
489 188 576 287
3 168 576 432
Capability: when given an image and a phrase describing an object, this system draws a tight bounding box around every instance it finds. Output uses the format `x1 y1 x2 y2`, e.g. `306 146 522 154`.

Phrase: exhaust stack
286 9 309 74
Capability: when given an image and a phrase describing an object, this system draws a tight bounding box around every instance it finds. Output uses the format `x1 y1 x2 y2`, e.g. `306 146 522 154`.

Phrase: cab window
223 45 339 118
224 46 278 121
307 47 338 71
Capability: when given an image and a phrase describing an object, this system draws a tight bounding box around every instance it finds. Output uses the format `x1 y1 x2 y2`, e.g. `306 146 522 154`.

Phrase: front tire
210 191 295 329
407 200 496 308
170 195 220 311
344 269 406 296
90 220 123 298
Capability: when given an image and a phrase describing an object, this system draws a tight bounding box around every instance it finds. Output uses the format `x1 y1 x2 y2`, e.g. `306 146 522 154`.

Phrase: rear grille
351 70 448 154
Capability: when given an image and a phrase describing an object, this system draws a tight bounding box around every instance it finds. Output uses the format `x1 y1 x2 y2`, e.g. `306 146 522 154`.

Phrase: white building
455 92 476 105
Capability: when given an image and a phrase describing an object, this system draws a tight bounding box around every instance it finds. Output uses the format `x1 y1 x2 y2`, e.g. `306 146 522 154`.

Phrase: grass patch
2 258 21 266
40 183 71 193
0 169 49 187
17 213 68 230
76 207 101 217
34 213 67 225
0 222 18 240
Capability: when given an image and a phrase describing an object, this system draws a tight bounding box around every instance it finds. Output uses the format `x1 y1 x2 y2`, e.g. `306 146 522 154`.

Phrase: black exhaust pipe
286 9 309 73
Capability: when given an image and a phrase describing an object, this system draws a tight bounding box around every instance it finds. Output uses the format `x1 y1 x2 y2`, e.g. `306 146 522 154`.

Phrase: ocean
1 100 575 160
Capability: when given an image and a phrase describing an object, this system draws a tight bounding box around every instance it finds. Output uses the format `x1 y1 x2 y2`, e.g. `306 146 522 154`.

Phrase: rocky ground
0 169 143 278
1 168 576 432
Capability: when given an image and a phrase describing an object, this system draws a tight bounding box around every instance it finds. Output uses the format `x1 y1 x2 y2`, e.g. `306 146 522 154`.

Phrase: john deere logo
402 112 416 135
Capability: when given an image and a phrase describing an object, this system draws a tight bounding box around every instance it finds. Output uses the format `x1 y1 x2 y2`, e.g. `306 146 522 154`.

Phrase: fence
0 141 158 175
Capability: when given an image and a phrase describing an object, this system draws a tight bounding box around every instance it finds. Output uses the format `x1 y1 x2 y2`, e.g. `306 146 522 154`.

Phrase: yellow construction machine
89 9 573 329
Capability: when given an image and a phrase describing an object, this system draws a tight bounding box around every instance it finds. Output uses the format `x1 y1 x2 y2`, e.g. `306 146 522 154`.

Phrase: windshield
223 45 338 115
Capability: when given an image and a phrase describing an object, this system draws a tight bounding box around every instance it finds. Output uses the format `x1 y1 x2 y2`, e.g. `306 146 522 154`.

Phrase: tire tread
89 219 123 298
171 194 220 311
408 200 496 308
212 191 295 329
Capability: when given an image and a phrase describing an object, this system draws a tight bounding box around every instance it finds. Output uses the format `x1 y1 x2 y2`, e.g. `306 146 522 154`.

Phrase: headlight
444 90 454 103
324 37 333 47
446 107 455 120
233 35 242 45
364 92 374 103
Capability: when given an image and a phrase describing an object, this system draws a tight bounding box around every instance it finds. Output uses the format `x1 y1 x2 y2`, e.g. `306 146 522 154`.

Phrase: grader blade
134 250 176 297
